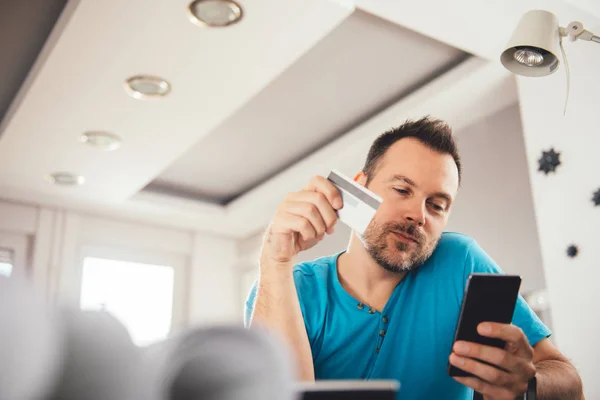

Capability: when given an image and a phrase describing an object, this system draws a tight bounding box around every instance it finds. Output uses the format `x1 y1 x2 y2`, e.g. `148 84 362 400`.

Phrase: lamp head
501 10 562 77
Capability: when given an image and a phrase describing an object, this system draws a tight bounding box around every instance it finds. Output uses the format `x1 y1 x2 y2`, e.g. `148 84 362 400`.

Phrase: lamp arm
563 21 600 43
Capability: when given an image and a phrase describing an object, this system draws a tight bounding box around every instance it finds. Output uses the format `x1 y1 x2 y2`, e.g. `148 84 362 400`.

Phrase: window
0 233 28 278
80 257 176 347
0 248 13 277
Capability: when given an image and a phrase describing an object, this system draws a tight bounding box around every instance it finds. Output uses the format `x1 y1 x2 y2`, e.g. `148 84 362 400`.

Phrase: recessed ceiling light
187 0 243 27
80 131 122 151
125 75 171 99
46 172 85 186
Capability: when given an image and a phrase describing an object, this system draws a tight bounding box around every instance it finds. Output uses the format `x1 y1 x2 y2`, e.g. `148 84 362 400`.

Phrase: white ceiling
149 10 467 204
0 0 598 238
0 0 353 207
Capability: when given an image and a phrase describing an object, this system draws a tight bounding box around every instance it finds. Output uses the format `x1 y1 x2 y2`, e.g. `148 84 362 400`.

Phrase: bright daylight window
80 257 175 347
0 248 14 277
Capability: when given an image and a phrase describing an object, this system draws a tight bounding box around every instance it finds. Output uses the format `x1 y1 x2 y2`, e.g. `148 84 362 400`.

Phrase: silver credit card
327 169 382 236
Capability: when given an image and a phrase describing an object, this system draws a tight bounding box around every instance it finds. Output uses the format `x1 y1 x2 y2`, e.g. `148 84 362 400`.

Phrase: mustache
386 223 425 244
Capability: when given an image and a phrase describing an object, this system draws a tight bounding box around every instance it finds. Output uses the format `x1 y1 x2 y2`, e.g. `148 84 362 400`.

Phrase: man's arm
533 338 584 400
249 258 315 381
248 175 341 382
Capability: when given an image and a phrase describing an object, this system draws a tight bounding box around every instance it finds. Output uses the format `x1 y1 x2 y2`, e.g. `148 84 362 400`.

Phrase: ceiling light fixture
125 75 171 99
513 48 545 67
501 9 600 113
501 10 564 77
80 131 122 151
187 0 243 27
46 172 85 186
500 10 600 76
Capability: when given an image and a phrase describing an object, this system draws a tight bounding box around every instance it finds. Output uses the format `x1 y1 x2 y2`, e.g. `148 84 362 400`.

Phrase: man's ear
353 171 368 187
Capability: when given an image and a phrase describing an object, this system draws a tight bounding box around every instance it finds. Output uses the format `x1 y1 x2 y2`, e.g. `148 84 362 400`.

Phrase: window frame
0 231 29 278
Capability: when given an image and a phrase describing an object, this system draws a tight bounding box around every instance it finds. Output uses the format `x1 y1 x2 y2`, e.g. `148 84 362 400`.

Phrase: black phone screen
447 273 522 377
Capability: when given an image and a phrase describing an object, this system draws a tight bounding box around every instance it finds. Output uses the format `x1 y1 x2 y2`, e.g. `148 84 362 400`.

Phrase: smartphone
448 273 522 377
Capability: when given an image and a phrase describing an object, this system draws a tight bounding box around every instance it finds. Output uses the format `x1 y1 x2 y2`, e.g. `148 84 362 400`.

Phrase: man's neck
337 232 406 312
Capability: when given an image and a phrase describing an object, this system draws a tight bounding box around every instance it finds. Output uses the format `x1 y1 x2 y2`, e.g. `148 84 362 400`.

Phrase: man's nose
403 199 426 226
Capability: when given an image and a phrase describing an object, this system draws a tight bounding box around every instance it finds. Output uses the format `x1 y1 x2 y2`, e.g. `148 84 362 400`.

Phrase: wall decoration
593 188 600 206
538 148 561 175
566 245 579 258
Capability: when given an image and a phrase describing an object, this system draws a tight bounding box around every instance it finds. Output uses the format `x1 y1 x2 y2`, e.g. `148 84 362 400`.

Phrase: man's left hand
449 322 536 400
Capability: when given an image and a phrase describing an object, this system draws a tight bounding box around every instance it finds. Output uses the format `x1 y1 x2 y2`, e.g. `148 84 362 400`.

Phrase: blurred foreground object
48 309 147 400
0 277 63 400
0 276 295 400
144 326 296 400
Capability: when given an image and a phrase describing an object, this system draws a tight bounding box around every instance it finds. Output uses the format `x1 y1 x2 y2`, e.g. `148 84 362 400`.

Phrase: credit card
327 169 382 236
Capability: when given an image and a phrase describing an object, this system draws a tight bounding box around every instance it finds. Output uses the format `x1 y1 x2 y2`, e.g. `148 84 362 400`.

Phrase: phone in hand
447 273 522 377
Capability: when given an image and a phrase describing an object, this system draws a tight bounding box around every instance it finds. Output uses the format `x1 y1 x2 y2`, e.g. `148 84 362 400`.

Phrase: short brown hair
363 116 461 185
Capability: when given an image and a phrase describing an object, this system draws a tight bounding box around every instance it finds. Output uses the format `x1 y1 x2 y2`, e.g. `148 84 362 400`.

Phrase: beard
360 220 440 274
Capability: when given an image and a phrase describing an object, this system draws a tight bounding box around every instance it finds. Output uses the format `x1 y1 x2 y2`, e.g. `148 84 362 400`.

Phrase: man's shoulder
435 231 477 256
433 232 499 274
291 253 341 310
293 252 340 279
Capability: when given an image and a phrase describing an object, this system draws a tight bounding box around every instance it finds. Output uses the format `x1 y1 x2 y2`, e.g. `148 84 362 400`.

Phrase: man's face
357 138 459 273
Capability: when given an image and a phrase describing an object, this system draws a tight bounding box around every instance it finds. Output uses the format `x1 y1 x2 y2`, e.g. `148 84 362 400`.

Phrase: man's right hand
261 175 343 265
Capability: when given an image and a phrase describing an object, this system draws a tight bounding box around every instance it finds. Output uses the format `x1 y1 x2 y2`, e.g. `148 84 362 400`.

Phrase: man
245 117 584 399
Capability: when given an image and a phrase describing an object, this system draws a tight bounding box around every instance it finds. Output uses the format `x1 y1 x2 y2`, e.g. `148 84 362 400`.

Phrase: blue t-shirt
245 232 551 400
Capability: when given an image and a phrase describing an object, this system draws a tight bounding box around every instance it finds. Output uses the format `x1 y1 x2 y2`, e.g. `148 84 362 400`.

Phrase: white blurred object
143 325 296 400
524 288 551 312
49 309 146 400
0 277 294 400
0 276 63 400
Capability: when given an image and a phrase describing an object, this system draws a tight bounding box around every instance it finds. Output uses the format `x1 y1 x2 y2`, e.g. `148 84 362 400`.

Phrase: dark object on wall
538 148 561 175
593 188 600 206
566 245 579 258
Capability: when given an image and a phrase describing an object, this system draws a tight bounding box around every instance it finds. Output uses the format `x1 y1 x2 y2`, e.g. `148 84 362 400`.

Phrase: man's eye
394 188 409 195
429 202 444 212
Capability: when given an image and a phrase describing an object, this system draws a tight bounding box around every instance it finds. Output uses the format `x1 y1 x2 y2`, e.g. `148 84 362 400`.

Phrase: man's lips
393 231 419 244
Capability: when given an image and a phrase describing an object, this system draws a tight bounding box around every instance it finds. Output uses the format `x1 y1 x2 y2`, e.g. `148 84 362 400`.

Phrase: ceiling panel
0 0 67 127
149 10 468 204
0 0 353 208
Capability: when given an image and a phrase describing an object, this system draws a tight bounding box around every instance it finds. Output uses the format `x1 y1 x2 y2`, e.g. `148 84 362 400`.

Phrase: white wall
516 24 600 397
188 233 239 326
0 199 241 330
0 201 38 234
446 102 546 294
